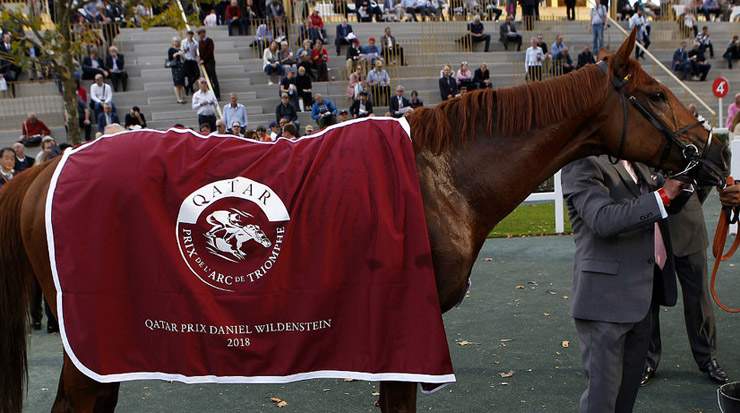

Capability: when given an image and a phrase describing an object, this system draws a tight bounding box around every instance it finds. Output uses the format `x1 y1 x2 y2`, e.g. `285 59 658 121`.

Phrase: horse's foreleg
379 381 417 413
51 354 120 413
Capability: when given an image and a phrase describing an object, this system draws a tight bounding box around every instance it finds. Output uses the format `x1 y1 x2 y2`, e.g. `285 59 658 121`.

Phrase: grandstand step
148 91 257 105
150 105 264 121
133 52 241 66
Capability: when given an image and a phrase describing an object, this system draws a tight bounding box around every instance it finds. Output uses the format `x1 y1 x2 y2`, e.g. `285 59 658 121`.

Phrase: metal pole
607 16 715 117
719 97 723 127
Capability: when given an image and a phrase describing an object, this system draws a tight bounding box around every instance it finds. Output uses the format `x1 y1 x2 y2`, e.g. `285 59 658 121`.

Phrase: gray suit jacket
563 156 678 324
667 190 709 257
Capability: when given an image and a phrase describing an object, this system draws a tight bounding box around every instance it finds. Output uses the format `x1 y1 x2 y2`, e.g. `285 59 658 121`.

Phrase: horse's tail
0 165 48 413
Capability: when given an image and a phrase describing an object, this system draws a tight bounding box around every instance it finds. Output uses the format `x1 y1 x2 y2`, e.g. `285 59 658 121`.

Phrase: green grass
488 202 572 238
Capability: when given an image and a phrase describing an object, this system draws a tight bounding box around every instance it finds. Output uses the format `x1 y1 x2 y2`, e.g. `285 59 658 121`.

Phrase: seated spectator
360 37 382 66
82 48 108 80
346 38 364 78
409 90 424 108
700 0 721 21
311 94 337 128
300 19 325 45
456 62 475 90
0 32 21 83
20 113 51 146
354 79 371 101
617 0 635 20
576 46 596 69
296 65 313 111
551 34 567 60
200 123 212 134
337 110 350 123
263 41 285 84
499 15 522 51
0 147 15 188
485 1 503 20
97 103 120 133
390 85 412 118
276 93 299 126
525 37 545 81
725 93 739 130
350 91 374 118
215 119 226 135
473 63 492 89
124 106 147 129
36 136 60 163
252 126 269 142
356 0 383 22
403 0 428 21
555 47 574 75
310 40 330 81
105 46 128 92
270 121 281 140
335 19 354 56
724 35 739 69
304 125 315 135
696 26 714 58
464 15 491 52
683 11 698 39
296 39 314 71
203 9 218 26
280 69 300 108
688 40 711 81
252 23 274 51
381 27 406 66
356 2 373 22
225 0 247 36
12 143 34 172
309 10 327 39
278 41 297 70
90 73 115 115
672 41 692 80
439 65 460 101
346 68 362 101
267 0 287 36
282 123 299 140
366 60 391 106
223 93 248 129
231 121 243 137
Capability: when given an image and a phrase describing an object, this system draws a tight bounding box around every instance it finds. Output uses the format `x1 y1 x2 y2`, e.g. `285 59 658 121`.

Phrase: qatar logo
176 177 289 292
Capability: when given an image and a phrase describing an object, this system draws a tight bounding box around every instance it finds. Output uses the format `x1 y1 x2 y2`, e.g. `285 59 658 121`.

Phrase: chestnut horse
0 31 726 413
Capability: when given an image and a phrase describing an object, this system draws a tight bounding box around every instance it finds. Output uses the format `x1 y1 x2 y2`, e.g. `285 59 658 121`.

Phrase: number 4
716 82 726 94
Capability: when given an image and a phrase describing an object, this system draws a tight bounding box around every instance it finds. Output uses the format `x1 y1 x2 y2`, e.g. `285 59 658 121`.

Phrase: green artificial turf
489 202 572 238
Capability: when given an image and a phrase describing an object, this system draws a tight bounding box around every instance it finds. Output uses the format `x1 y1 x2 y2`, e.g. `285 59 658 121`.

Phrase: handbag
164 59 174 68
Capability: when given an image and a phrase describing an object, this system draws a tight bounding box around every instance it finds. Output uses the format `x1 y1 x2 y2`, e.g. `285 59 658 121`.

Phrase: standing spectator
521 0 537 30
0 147 15 189
311 40 330 81
82 48 109 80
20 113 51 146
366 60 391 106
535 33 549 54
360 37 382 66
499 15 522 51
267 0 286 36
335 19 354 56
565 0 576 20
168 37 187 104
576 46 596 69
629 9 650 59
311 94 337 128
96 103 119 133
296 65 313 112
551 34 567 59
672 41 692 80
590 2 608 53
456 62 475 90
409 90 424 108
223 93 248 129
473 63 492 89
724 35 739 69
203 9 218 26
300 19 325 45
276 93 299 129
309 10 327 39
389 85 412 118
198 28 221 100
381 27 406 66
225 0 246 35
12 143 34 172
89 74 115 117
0 32 21 83
181 30 200 95
263 41 284 84
105 46 128 92
525 37 545 81
439 65 459 100
725 93 739 130
350 91 373 118
695 26 714 59
465 15 491 52
346 38 364 77
280 69 300 108
192 78 219 131
124 106 147 129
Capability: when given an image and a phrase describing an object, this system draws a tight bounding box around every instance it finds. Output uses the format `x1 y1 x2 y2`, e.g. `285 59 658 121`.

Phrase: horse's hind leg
51 354 120 413
379 381 417 413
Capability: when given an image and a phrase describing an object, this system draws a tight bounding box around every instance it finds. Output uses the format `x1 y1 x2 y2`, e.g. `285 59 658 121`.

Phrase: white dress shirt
192 90 219 116
181 38 199 61
90 83 113 104
524 46 544 71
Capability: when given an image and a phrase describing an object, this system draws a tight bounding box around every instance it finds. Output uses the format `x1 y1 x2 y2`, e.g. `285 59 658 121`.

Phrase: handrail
607 16 715 117
175 0 222 119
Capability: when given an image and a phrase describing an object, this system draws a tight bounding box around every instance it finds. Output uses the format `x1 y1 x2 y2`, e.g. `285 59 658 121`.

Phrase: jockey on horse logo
203 209 272 263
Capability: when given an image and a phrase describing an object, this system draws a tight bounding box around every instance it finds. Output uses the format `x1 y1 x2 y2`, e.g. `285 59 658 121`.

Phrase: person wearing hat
197 28 220 100
360 37 382 66
349 91 373 118
334 18 354 56
181 29 200 95
276 93 299 130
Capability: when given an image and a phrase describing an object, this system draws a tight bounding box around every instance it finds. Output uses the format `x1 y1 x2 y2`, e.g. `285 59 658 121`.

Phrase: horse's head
244 224 272 248
596 28 729 187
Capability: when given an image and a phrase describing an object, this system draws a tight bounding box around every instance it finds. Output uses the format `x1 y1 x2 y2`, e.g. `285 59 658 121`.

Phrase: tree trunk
57 0 81 144
61 75 81 144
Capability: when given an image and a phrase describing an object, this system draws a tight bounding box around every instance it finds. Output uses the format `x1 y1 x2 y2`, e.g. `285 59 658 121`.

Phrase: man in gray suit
641 190 729 385
563 155 688 413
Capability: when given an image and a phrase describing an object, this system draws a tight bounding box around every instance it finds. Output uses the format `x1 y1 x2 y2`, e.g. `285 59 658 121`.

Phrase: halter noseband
596 60 711 179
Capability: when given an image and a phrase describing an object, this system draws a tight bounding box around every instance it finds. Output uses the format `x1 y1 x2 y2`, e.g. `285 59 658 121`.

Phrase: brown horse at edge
0 30 717 413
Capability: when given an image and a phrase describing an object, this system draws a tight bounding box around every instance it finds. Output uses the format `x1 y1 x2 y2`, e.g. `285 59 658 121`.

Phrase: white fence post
730 137 740 234
523 170 565 234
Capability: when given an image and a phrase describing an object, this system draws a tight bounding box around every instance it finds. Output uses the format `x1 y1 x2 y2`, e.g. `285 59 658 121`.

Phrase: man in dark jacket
197 28 220 100
82 48 109 80
389 85 411 118
276 93 298 124
349 91 373 118
576 46 596 69
105 45 128 91
438 65 459 101
499 15 522 51
334 19 354 55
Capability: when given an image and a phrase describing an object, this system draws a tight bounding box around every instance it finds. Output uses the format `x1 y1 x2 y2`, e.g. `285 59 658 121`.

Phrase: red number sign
712 77 729 98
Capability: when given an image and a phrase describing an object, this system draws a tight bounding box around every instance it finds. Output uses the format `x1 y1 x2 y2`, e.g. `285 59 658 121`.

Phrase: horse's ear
611 27 637 78
597 49 610 61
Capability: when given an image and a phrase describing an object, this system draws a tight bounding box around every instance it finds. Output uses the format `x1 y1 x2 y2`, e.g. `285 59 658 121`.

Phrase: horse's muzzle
690 131 731 188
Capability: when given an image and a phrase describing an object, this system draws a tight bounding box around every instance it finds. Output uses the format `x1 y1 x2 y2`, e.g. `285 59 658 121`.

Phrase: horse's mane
407 64 610 153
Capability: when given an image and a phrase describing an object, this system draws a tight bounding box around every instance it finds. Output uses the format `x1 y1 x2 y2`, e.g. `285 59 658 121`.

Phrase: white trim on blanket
45 117 451 386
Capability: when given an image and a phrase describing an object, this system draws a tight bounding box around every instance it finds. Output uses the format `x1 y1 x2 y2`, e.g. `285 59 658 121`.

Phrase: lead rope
710 176 740 313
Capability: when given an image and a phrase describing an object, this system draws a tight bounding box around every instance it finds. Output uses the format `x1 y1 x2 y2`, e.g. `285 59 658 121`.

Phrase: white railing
523 170 565 234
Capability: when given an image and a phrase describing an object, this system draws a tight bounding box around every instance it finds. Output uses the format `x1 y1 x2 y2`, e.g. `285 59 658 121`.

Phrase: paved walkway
24 194 740 412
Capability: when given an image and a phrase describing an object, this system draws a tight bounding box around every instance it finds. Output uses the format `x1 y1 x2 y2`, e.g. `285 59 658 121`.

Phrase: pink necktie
621 161 667 269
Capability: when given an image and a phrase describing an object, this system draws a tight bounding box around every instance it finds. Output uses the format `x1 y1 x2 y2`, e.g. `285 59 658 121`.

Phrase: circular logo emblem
176 177 290 292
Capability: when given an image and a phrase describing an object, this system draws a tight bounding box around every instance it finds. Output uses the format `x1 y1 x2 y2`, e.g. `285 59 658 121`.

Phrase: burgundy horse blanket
46 117 455 387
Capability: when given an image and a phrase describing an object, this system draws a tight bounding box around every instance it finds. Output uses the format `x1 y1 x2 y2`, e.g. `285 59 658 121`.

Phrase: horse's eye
650 92 665 102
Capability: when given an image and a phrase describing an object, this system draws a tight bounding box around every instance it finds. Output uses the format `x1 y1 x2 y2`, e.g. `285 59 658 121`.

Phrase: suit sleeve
563 157 665 238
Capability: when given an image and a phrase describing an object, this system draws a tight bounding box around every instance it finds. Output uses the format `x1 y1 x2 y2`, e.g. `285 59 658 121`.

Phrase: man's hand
662 178 689 200
720 184 740 207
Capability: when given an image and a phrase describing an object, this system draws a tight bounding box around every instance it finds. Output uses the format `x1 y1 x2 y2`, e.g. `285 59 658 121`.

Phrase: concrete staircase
0 19 737 146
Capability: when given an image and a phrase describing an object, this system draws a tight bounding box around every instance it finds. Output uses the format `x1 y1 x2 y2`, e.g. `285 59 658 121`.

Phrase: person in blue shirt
222 93 248 129
360 37 382 66
551 34 567 60
671 41 691 80
311 93 337 128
